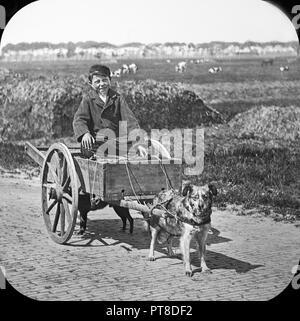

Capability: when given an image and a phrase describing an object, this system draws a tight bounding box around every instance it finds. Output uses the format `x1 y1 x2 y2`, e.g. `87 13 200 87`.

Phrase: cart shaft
25 142 81 167
119 200 166 217
25 142 45 167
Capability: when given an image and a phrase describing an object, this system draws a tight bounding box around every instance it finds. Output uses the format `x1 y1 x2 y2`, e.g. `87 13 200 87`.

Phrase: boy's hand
81 132 95 150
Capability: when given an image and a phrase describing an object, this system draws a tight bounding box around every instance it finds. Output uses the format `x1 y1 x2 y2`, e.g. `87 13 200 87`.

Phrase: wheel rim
41 143 78 244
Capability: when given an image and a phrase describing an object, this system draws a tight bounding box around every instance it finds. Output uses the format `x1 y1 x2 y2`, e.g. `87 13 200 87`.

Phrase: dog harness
150 196 211 229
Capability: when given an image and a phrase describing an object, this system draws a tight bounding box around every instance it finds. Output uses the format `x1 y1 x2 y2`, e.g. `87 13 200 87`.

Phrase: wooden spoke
53 151 62 183
60 203 65 235
62 176 71 191
62 199 72 225
62 157 67 174
60 157 68 185
52 205 60 232
42 182 56 189
62 192 72 204
47 161 59 185
46 199 57 215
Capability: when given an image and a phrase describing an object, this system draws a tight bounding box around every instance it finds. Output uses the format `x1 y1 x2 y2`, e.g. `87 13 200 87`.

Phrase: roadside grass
210 98 300 122
0 142 36 170
185 144 300 221
1 140 299 222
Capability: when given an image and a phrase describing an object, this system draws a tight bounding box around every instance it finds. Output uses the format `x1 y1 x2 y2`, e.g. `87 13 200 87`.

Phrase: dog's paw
76 229 86 236
202 267 212 274
148 256 156 261
185 270 193 277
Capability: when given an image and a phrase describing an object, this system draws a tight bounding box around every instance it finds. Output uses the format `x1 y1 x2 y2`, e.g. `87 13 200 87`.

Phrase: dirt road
0 175 299 301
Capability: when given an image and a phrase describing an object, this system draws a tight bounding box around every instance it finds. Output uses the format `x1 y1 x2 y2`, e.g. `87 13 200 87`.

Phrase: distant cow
128 63 138 74
57 51 66 58
121 64 130 74
111 68 122 77
94 53 102 59
261 58 274 66
208 66 222 74
279 65 289 72
175 61 187 73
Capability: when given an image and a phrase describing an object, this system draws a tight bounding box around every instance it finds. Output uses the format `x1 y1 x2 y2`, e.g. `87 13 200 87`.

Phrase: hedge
0 71 223 141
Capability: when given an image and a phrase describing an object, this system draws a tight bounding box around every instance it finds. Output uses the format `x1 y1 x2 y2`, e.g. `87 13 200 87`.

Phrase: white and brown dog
144 183 217 277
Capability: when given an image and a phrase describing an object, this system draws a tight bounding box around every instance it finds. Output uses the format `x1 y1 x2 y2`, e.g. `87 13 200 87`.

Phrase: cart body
25 141 182 244
25 142 182 201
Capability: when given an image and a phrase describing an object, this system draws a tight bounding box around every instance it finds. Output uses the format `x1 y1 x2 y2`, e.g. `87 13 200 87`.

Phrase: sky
0 0 298 50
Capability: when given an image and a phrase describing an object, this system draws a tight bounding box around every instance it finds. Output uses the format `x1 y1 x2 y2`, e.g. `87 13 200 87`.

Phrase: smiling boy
73 64 146 157
72 64 146 235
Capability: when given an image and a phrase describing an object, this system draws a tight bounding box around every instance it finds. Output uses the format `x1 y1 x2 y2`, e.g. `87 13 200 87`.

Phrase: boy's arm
73 96 92 142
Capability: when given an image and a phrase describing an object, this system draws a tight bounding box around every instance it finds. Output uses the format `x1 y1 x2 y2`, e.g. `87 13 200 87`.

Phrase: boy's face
91 75 111 95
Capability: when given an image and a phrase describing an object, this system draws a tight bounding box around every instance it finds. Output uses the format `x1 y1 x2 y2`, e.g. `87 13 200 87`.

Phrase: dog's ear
182 184 193 196
208 183 217 197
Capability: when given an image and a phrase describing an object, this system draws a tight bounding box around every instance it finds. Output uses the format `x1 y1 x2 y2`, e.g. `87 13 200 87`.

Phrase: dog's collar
150 197 211 227
151 197 211 227
157 215 211 237
180 215 211 227
162 210 211 227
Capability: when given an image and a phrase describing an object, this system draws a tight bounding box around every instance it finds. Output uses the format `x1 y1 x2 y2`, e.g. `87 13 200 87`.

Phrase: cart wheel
41 143 79 244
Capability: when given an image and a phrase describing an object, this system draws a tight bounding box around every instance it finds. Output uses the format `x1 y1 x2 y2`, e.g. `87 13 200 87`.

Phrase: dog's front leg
180 230 193 277
148 227 159 261
196 226 211 273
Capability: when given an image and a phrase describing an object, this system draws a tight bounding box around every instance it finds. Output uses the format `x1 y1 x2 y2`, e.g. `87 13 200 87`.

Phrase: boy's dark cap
88 65 111 80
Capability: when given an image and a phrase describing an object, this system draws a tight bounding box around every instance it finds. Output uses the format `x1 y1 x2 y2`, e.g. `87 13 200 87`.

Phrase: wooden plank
104 162 182 201
35 145 81 155
123 195 155 201
24 142 45 167
73 157 105 197
74 156 182 201
95 155 182 165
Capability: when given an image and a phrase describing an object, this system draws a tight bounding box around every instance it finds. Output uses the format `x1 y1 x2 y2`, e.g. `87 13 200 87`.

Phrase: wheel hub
49 185 63 202
56 185 63 202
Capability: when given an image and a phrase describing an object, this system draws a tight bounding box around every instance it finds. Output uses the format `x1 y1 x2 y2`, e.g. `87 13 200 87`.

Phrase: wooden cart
25 141 182 244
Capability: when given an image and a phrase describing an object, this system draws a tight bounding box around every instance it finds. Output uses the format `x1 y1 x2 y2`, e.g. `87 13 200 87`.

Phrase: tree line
2 41 298 53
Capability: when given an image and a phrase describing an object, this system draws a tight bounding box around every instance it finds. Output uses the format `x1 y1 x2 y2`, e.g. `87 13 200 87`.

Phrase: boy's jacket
73 87 139 142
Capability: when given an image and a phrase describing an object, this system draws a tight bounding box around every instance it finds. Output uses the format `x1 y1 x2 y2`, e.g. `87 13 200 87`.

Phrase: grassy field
1 57 300 222
1 57 300 83
2 57 300 120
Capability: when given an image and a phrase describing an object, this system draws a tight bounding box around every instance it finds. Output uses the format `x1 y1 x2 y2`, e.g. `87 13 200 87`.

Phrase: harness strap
159 162 174 190
150 198 211 228
125 162 142 204
125 162 144 197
